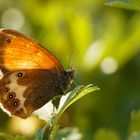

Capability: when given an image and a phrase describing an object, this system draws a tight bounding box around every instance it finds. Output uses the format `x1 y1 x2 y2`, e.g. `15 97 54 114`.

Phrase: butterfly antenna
67 50 75 70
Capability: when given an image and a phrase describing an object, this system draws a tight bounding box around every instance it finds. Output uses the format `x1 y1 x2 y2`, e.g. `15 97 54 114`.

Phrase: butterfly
0 29 74 119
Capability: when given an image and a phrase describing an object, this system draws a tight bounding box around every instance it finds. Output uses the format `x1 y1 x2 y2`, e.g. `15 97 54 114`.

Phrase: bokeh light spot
100 57 118 74
8 116 39 136
1 8 25 30
83 41 103 69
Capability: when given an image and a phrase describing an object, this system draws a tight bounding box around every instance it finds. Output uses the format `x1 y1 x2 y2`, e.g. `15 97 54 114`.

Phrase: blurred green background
0 0 140 140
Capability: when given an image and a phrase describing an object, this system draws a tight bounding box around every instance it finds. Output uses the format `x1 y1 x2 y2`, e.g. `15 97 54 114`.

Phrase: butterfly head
59 68 75 92
65 68 75 84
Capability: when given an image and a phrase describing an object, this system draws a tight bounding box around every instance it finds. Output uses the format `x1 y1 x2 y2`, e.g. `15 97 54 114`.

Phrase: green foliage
57 85 99 120
0 0 140 140
128 132 140 140
35 125 50 140
94 129 120 140
0 133 27 140
105 0 140 10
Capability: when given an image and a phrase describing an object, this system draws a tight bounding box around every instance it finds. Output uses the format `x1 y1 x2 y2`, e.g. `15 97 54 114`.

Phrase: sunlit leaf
105 0 140 11
35 124 50 140
57 84 99 120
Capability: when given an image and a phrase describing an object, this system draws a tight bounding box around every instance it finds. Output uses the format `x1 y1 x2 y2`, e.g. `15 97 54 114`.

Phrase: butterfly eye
17 72 23 77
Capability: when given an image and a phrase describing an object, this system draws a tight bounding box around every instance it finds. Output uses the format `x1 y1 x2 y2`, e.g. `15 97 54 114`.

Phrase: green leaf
57 84 99 121
0 133 27 140
35 124 50 140
128 131 140 140
105 0 140 11
130 0 140 10
14 136 27 140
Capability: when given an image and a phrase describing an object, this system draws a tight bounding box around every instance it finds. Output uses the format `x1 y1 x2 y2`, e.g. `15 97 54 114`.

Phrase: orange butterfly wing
0 29 63 73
